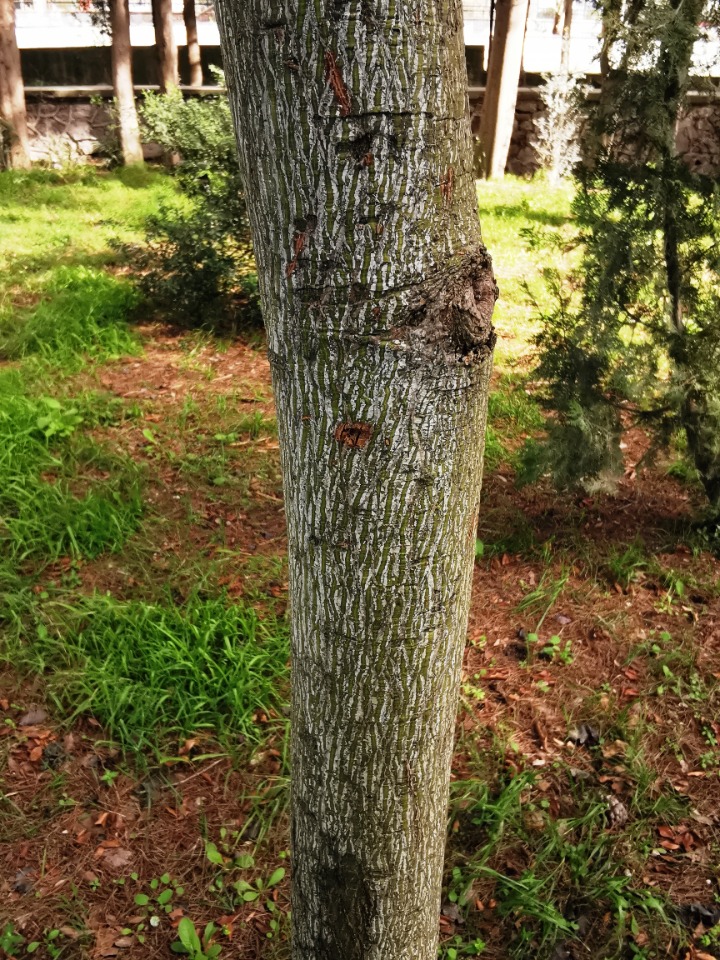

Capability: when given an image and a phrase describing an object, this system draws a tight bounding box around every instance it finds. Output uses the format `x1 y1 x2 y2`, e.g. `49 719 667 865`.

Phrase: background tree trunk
560 0 574 70
110 0 144 166
0 0 31 169
152 0 178 92
478 0 530 178
183 0 202 87
215 2 497 957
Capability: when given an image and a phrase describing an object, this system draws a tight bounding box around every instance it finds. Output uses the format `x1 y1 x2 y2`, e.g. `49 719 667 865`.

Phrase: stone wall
469 89 545 176
23 88 720 175
468 88 720 177
26 96 113 162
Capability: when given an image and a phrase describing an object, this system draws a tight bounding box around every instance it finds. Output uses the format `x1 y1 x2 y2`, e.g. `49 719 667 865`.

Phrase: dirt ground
1 322 719 960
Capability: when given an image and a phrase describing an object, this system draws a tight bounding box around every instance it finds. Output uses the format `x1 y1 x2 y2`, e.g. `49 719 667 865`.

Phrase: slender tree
0 0 31 169
214 2 497 957
152 0 178 92
478 0 530 178
109 0 144 165
560 0 574 70
183 0 202 87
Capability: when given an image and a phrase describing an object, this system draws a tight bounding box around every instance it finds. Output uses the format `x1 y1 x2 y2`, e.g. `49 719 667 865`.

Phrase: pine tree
525 0 720 517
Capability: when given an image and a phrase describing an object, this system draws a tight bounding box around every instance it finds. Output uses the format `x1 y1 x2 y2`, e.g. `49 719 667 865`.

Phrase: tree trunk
0 0 31 169
110 0 144 166
214 3 497 957
560 0 574 70
152 0 178 92
653 0 720 510
478 0 530 179
183 0 202 87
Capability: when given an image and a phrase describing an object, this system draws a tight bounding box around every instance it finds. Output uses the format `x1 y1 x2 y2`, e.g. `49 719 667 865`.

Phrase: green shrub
125 81 260 328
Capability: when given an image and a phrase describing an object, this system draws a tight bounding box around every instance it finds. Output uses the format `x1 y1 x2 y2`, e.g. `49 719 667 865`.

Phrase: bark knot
395 246 498 365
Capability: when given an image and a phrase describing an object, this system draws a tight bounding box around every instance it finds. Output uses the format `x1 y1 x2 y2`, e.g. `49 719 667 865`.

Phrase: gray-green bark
110 0 144 166
0 0 31 169
478 0 530 178
215 3 496 957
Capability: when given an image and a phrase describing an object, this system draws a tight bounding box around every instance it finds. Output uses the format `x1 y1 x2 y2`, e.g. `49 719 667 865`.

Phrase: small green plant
171 918 222 959
26 928 63 958
0 924 25 957
516 570 569 632
205 840 286 906
441 935 487 958
133 873 184 914
528 632 574 664
35 397 84 440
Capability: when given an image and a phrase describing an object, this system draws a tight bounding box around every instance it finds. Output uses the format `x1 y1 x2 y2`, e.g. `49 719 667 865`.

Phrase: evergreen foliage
524 0 720 512
532 72 584 183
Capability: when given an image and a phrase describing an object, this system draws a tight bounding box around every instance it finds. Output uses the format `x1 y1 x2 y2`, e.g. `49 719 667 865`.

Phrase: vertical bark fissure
0 0 31 169
110 0 144 166
183 0 203 87
215 3 496 957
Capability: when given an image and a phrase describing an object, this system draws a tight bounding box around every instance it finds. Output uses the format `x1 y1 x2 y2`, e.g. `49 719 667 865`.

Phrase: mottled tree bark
183 0 202 86
110 0 144 166
215 3 497 957
0 0 31 169
478 0 530 178
152 0 178 92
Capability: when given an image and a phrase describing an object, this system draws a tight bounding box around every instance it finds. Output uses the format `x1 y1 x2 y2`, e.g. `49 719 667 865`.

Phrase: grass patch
0 265 140 364
446 766 687 960
5 593 288 753
0 368 142 564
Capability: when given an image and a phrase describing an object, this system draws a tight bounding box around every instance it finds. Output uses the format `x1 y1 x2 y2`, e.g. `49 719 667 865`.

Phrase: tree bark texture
478 0 530 178
214 3 497 958
110 0 144 166
0 0 31 169
152 0 178 92
183 0 203 86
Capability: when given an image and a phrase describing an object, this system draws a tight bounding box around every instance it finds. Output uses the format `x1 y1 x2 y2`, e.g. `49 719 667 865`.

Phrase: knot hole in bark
399 246 499 364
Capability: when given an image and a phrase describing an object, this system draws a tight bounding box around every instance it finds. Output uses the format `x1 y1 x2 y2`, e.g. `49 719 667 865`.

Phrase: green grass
4 593 288 753
0 366 142 564
477 177 574 368
0 265 140 364
446 764 688 960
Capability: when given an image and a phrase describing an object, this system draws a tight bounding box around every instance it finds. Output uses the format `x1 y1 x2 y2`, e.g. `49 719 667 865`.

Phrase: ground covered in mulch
1 172 718 960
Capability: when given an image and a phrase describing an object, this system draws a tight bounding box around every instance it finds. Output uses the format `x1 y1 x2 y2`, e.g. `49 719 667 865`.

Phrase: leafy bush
124 80 260 328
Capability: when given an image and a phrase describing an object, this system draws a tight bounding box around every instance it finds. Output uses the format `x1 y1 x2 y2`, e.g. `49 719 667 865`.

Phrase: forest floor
0 168 719 960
